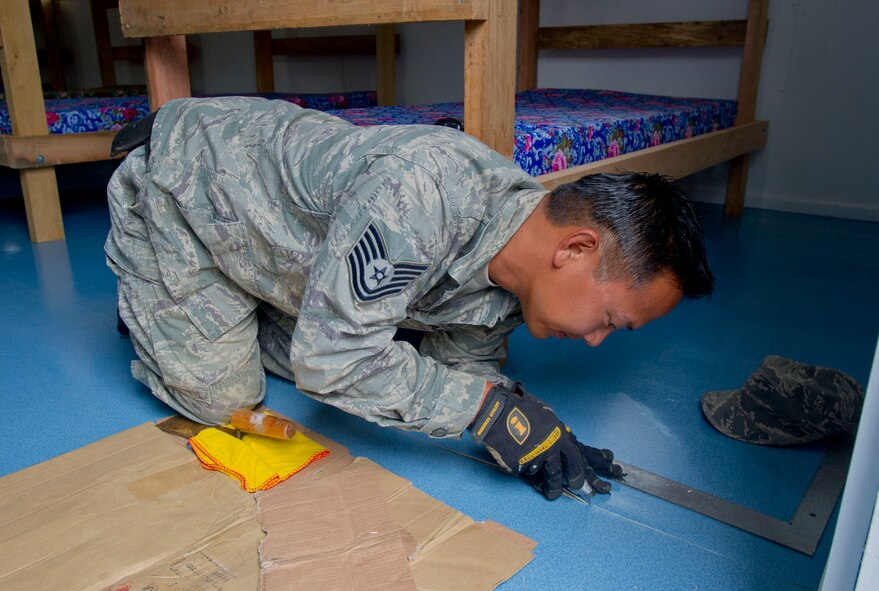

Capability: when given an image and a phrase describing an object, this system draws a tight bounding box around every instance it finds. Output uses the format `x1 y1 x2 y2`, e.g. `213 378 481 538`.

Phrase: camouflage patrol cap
701 355 865 446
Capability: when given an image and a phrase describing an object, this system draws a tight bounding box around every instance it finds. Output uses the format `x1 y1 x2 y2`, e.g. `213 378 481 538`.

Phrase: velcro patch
347 222 428 302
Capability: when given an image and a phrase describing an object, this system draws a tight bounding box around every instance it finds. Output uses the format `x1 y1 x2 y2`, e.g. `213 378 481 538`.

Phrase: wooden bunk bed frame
517 0 769 216
0 0 400 242
116 0 767 218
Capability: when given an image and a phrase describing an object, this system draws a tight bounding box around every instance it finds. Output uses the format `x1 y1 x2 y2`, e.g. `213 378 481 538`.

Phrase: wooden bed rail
536 20 748 51
537 120 768 190
118 0 489 36
119 0 518 160
0 132 118 169
518 0 770 216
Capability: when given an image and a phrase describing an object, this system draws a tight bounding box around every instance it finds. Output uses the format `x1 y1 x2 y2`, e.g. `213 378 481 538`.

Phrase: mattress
327 88 737 176
0 90 378 135
1 88 735 178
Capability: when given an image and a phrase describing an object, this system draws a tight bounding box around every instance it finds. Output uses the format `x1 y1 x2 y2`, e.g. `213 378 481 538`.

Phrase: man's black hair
546 172 714 299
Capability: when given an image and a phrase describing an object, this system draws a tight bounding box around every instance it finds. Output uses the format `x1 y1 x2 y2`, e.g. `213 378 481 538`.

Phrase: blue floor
1 172 877 591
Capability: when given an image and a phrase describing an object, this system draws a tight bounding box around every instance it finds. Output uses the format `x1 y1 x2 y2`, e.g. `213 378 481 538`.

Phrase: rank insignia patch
347 222 428 302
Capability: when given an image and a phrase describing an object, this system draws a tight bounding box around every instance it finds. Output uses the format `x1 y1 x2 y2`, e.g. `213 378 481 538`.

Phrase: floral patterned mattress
0 89 377 135
0 87 735 177
327 88 737 176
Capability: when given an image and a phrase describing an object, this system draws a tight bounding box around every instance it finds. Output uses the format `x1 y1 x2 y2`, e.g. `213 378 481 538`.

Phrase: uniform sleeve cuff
421 376 494 438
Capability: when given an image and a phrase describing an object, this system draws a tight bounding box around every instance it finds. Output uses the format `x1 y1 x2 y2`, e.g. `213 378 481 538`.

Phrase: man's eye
608 318 617 329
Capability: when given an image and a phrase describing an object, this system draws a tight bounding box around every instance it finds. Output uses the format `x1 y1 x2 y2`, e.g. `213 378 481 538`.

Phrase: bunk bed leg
375 24 396 106
143 35 191 111
725 0 769 217
517 0 540 92
725 154 750 217
464 0 517 158
0 0 65 242
253 30 274 93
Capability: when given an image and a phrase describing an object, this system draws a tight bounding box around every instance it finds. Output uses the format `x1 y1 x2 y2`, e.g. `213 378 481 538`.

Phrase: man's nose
583 328 612 347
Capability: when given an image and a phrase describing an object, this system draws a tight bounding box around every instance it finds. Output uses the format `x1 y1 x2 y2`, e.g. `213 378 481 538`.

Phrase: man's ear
553 228 600 268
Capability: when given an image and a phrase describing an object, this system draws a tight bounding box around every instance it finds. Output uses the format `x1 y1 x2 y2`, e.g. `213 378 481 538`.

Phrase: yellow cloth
189 428 329 492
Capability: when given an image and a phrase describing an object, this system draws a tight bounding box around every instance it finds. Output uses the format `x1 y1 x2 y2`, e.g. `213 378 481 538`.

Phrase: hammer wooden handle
230 409 297 439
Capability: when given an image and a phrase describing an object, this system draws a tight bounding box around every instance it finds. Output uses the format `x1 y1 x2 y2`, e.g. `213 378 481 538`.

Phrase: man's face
521 265 683 346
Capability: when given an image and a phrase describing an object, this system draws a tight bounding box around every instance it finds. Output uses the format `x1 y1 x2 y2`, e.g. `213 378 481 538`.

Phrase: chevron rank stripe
347 222 428 302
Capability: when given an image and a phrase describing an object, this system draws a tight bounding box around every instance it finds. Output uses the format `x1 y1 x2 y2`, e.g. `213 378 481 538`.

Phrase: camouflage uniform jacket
105 97 548 437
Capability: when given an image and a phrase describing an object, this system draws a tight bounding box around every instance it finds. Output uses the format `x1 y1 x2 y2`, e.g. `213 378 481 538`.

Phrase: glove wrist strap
470 385 509 444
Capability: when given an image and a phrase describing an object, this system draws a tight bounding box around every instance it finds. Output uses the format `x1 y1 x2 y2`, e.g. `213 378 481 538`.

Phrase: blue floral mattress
1 87 735 177
327 88 737 176
0 90 377 135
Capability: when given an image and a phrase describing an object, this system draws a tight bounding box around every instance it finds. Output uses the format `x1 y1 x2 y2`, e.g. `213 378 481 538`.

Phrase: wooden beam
517 0 539 91
118 0 488 37
539 20 748 50
464 0 516 158
375 25 396 106
725 0 770 217
0 132 118 169
90 0 118 86
253 31 274 93
0 0 64 241
38 0 66 90
144 35 191 110
270 33 400 57
537 121 769 190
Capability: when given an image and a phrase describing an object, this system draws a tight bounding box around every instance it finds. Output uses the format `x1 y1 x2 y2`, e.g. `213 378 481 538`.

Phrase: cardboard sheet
0 423 257 590
258 461 417 590
0 421 535 591
255 455 536 591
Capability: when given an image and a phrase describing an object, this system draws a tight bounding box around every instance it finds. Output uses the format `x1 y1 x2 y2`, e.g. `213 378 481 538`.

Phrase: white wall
55 0 879 220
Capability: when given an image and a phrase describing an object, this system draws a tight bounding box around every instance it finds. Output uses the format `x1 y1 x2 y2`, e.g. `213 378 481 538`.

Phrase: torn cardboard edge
0 419 536 591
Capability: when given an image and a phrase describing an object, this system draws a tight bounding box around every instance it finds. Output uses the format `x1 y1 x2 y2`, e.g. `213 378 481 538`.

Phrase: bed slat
538 20 748 50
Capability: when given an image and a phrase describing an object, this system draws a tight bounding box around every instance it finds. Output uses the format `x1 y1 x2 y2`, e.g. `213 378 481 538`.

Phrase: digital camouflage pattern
700 355 865 445
105 97 548 435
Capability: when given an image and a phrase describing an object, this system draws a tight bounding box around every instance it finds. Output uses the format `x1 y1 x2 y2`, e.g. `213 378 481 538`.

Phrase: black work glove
471 382 586 500
576 443 624 495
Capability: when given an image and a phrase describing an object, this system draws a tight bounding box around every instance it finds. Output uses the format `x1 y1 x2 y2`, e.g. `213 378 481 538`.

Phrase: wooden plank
0 132 118 169
0 0 64 241
20 168 65 242
734 0 769 122
270 33 400 57
144 35 190 110
90 0 118 86
118 0 488 37
539 20 747 50
375 25 396 106
464 0 516 158
38 0 66 90
537 121 768 190
253 31 274 93
725 0 770 216
516 0 539 91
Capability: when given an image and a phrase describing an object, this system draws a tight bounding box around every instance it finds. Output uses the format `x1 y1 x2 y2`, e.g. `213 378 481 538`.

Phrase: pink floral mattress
326 88 737 176
0 88 735 177
0 89 377 135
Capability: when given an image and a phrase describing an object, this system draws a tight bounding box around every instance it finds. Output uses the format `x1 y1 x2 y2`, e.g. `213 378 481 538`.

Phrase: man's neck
488 196 554 299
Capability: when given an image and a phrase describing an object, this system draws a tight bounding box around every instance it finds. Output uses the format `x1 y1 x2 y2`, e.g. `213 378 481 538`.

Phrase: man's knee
136 343 266 425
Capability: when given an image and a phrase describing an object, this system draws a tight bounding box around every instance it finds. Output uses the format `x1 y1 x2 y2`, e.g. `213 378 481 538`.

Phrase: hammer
229 409 297 439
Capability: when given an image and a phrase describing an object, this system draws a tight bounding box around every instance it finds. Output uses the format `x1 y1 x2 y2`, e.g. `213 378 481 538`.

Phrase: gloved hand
470 382 586 500
576 443 624 495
